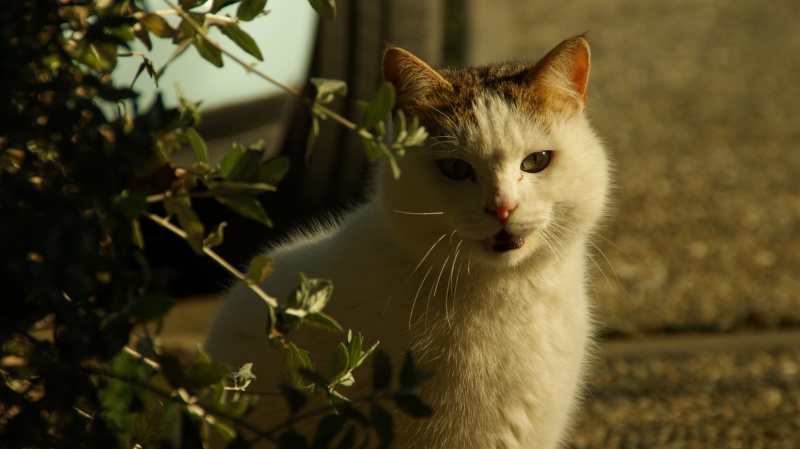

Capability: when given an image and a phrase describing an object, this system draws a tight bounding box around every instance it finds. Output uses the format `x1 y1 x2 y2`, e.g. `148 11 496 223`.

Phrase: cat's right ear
383 45 452 115
525 36 591 110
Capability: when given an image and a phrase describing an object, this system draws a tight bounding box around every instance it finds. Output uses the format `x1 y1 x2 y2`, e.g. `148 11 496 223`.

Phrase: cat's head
378 36 609 269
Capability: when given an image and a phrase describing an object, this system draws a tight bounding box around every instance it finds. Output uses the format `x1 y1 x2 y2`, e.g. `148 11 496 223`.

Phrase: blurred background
127 0 800 446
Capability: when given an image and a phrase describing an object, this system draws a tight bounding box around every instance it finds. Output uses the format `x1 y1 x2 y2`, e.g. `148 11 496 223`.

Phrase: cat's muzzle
488 230 525 253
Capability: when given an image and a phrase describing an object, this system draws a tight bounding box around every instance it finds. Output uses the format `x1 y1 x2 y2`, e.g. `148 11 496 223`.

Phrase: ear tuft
383 45 451 114
526 36 592 106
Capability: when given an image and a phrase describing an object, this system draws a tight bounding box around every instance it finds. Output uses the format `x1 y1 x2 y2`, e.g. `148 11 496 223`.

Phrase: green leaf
115 188 150 220
135 399 165 443
135 21 154 50
393 393 432 417
224 147 264 182
327 343 349 382
194 34 224 67
311 78 347 104
346 331 363 370
211 420 236 443
129 295 175 322
173 17 197 44
186 362 230 390
180 0 204 10
211 0 240 13
203 221 227 248
258 156 290 186
132 218 145 249
308 0 336 19
281 343 315 389
220 23 263 61
237 0 268 21
247 254 274 284
216 195 272 227
142 13 176 38
306 112 320 162
362 82 395 129
159 354 187 389
220 143 245 178
164 196 205 255
304 312 343 333
304 278 333 313
369 404 394 444
393 109 407 142
372 350 391 391
227 363 257 389
360 138 383 162
184 127 208 163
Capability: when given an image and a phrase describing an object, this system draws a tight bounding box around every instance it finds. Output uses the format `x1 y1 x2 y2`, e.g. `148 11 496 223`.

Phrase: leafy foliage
1 0 430 447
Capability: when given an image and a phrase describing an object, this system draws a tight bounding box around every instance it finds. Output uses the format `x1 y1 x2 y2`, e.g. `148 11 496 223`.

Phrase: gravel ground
471 0 800 335
568 344 800 449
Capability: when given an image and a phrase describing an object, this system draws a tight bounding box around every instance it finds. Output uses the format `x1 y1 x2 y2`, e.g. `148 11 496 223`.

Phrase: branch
142 211 279 309
161 0 375 142
89 365 278 444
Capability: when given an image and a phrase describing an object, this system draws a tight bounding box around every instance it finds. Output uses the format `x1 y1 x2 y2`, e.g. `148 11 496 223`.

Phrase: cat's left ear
525 36 591 109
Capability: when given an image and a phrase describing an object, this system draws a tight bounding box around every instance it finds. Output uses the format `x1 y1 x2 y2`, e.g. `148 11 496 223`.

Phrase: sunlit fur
206 36 609 449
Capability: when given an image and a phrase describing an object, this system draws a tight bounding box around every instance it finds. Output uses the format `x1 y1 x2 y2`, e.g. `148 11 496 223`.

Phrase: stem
142 211 279 309
161 0 375 141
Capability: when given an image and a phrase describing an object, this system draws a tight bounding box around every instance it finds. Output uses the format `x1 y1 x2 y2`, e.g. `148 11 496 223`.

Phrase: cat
205 35 610 449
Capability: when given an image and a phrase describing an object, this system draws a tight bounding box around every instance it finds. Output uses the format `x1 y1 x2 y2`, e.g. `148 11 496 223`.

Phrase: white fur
205 93 609 448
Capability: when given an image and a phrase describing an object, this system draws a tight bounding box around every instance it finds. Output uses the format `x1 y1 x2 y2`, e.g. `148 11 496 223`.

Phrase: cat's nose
485 201 516 223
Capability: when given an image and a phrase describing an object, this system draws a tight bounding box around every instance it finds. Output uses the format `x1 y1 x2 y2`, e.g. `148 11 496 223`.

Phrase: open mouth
487 230 525 253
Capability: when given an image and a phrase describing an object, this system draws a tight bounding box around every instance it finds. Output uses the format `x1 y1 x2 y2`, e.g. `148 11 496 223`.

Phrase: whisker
588 240 633 301
586 251 619 301
454 259 464 310
445 240 463 327
595 233 638 262
426 255 451 329
384 233 446 318
432 255 450 300
406 233 447 282
409 263 435 328
447 240 464 300
394 210 444 216
448 229 458 246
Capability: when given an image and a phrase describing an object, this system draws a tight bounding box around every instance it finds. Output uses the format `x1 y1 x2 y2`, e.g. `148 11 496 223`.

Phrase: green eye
521 151 552 173
437 158 473 180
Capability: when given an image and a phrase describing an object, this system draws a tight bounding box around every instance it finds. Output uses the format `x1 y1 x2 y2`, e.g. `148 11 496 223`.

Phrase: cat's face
379 37 609 270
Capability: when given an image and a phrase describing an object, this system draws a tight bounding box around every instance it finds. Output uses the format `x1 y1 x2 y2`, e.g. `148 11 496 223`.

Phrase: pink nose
486 201 516 223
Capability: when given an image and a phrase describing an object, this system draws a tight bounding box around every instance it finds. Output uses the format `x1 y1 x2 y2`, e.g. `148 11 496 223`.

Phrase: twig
142 211 279 309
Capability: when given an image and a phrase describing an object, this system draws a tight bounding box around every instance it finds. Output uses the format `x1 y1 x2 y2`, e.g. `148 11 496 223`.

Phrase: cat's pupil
521 151 552 173
437 158 473 180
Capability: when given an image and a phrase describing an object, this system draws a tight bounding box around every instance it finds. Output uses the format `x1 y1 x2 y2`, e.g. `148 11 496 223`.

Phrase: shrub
1 0 428 447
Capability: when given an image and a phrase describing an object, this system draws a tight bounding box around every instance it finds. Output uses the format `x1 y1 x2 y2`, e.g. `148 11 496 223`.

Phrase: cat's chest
390 277 590 448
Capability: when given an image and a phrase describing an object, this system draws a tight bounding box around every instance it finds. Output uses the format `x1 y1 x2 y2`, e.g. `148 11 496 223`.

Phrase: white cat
205 35 610 449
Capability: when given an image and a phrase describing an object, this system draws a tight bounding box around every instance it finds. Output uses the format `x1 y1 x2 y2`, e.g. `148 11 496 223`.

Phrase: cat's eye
521 151 552 173
437 158 473 180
